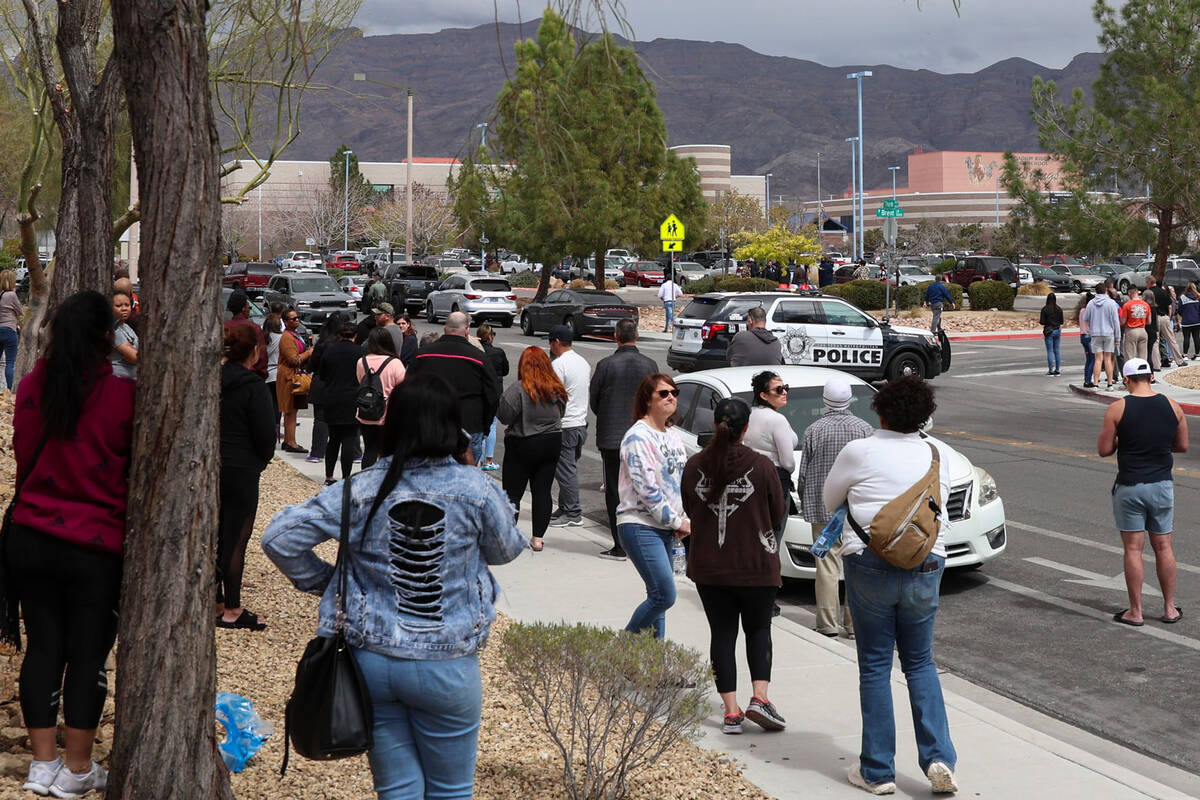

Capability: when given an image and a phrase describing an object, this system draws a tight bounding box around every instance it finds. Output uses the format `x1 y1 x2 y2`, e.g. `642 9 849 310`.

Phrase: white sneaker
927 761 959 794
49 761 107 798
23 758 61 796
848 763 896 795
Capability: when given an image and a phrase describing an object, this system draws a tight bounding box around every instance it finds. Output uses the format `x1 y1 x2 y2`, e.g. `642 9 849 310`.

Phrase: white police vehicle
668 291 947 381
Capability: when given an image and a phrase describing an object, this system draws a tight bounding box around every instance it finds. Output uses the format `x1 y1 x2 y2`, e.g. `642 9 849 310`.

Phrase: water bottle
671 539 687 576
811 505 848 559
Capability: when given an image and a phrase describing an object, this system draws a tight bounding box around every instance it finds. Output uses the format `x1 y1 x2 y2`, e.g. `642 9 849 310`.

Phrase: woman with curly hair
497 346 566 551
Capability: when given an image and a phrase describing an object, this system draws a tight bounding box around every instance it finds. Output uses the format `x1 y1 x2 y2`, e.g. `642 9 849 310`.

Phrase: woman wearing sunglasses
745 371 799 521
616 373 690 638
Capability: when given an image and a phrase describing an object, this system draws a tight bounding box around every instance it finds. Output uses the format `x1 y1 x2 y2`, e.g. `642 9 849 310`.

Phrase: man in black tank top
1097 358 1188 626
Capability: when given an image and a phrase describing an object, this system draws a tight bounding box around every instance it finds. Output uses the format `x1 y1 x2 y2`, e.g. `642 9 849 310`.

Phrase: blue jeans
663 301 674 330
353 649 482 800
844 550 955 785
617 523 677 638
483 418 498 461
469 431 486 466
1044 329 1061 371
1081 334 1095 384
0 327 16 390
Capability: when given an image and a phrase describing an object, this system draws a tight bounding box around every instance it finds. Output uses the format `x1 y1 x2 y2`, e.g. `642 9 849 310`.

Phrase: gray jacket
589 345 659 449
728 327 783 367
497 381 565 438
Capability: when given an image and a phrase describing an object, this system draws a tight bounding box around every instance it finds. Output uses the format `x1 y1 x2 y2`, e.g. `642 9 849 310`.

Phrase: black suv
261 272 355 331
382 262 442 313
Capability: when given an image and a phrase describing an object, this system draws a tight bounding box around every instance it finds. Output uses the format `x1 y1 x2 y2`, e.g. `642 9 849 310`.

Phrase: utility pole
847 71 872 263
765 172 772 220
406 91 414 263
846 137 858 261
816 151 823 252
476 122 488 267
343 149 353 252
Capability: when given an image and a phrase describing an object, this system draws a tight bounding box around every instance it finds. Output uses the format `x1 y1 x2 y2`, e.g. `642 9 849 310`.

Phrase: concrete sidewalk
273 427 1199 799
1070 361 1200 415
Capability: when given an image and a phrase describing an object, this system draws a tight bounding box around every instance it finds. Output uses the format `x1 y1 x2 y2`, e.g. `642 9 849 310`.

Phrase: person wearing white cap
798 376 874 638
1098 357 1188 627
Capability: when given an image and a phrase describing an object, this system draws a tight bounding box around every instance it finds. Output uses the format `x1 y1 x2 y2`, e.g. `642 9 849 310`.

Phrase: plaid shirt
799 410 875 525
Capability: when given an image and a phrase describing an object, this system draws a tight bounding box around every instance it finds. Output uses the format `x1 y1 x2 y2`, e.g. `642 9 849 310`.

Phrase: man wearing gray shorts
1083 281 1121 389
1097 358 1188 626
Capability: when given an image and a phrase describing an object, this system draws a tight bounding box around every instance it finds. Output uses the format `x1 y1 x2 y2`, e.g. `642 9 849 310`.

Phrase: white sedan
500 255 542 274
671 366 1007 581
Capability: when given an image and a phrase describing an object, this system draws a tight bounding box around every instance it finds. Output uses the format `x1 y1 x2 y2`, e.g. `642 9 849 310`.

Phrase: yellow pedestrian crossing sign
662 240 683 252
660 214 685 241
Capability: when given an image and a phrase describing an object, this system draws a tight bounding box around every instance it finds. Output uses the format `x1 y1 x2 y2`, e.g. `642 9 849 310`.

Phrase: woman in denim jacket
263 373 526 799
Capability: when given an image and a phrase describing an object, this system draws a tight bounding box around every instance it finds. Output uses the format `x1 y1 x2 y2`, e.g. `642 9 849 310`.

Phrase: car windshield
1175 259 1199 270
677 263 705 272
470 280 511 292
731 384 877 440
899 267 928 275
291 252 312 259
247 263 277 274
290 277 339 293
679 297 722 320
634 263 661 271
715 298 772 322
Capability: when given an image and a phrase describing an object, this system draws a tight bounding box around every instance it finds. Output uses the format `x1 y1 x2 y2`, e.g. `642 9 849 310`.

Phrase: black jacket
589 344 659 449
317 339 367 425
481 341 509 387
220 362 276 472
399 332 418 368
407 334 501 434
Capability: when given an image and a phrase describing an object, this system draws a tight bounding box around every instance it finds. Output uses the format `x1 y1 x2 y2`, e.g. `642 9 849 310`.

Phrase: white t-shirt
552 348 591 429
743 406 798 472
822 429 952 558
658 281 682 302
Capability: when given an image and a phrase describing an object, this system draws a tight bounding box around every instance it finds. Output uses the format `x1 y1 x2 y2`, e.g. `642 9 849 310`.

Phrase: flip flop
217 610 267 631
1112 610 1144 627
1161 606 1183 624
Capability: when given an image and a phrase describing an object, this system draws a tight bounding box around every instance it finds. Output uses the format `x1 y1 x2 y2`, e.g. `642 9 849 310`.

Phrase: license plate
607 319 617 326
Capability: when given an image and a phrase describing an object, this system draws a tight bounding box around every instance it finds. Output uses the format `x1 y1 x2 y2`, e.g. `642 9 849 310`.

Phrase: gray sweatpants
554 425 588 520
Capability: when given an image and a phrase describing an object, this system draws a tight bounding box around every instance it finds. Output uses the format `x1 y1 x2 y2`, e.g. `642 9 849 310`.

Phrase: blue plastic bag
216 691 274 772
811 505 847 559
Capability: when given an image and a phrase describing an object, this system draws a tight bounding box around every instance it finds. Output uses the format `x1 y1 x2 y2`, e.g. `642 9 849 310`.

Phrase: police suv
667 291 946 381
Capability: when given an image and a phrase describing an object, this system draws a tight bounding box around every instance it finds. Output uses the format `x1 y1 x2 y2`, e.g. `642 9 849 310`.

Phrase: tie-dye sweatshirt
616 419 689 531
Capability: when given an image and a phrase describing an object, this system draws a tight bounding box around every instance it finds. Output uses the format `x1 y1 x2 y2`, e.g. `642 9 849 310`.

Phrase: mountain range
289 19 1104 201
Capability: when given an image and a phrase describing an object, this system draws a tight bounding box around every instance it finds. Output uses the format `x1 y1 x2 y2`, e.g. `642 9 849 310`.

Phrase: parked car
895 265 935 286
1040 254 1091 268
358 246 387 266
1113 253 1147 268
584 258 627 286
1026 265 1073 292
1162 266 1200 294
946 255 1020 289
687 250 732 268
671 366 1006 580
833 264 885 283
381 262 442 313
281 250 316 270
519 288 638 338
424 275 517 327
672 261 712 287
667 291 945 381
260 271 355 331
1089 263 1124 283
1047 264 1105 293
337 274 371 303
500 254 540 274
327 252 361 271
222 261 280 298
622 260 666 287
1118 258 1199 294
220 287 268 326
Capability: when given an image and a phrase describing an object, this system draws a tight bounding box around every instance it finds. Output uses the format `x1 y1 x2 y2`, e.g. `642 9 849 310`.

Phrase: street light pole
816 151 823 251
889 165 900 201
343 149 353 252
765 172 772 219
846 137 858 261
476 122 488 266
847 71 872 263
994 175 1001 226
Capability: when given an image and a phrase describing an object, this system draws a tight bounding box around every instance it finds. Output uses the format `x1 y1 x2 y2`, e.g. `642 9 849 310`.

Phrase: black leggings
601 448 622 549
695 583 777 694
1183 325 1200 355
6 524 122 729
360 423 383 469
325 423 359 480
217 465 261 608
502 431 562 539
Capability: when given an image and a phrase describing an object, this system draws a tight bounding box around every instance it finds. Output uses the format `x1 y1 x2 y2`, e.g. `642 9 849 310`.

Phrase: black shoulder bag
0 431 51 651
281 478 374 775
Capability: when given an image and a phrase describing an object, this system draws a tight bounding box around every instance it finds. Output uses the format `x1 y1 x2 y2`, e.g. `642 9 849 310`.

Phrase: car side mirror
697 432 713 448
920 416 934 433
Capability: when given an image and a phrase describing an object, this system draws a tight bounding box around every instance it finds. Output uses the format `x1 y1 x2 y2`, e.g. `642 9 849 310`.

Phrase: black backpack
356 356 395 421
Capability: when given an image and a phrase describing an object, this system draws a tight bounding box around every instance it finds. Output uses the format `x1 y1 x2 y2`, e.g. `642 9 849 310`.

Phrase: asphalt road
408 316 1200 776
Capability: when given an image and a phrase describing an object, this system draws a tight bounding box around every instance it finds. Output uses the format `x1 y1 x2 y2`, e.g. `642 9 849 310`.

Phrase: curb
1069 382 1200 416
949 329 1081 342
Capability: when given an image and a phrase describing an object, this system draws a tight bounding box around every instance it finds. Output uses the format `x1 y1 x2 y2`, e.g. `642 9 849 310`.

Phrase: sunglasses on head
771 385 790 395
656 388 680 398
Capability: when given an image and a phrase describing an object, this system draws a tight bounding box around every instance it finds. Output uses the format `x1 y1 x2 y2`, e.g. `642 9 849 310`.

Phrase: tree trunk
1153 205 1173 282
13 201 48 382
107 0 230 797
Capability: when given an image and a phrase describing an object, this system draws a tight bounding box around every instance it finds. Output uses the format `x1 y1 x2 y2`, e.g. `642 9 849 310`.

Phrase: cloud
357 0 1107 72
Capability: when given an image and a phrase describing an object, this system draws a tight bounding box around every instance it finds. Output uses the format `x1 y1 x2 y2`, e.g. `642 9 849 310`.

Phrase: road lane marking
1025 556 1161 596
936 429 1200 480
945 366 1067 378
984 576 1200 650
1008 520 1200 576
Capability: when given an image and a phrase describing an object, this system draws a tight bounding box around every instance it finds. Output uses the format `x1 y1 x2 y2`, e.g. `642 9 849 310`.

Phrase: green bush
820 283 845 298
896 281 964 310
326 266 345 280
507 270 541 288
0 253 16 272
933 258 958 274
835 279 888 310
501 622 709 800
711 276 779 293
683 276 716 295
967 279 1015 311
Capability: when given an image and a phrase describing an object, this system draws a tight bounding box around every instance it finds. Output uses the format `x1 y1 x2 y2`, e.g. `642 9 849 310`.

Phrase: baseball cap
372 302 395 316
547 324 573 344
1122 358 1151 378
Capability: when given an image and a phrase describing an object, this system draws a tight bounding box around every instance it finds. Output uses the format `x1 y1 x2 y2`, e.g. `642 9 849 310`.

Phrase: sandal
530 537 544 552
216 610 267 631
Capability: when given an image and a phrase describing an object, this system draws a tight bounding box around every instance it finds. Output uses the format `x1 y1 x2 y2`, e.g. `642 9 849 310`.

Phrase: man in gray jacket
728 306 784 367
589 318 659 559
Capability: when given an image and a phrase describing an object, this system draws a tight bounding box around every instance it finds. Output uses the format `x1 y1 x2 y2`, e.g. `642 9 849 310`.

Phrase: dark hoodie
220 362 277 472
727 327 783 367
681 442 787 587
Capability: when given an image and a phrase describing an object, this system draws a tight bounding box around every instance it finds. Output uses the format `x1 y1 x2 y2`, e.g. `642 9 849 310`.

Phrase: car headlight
923 334 938 346
976 467 999 506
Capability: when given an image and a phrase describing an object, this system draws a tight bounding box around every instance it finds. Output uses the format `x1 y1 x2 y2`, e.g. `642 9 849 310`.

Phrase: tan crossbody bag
847 442 943 569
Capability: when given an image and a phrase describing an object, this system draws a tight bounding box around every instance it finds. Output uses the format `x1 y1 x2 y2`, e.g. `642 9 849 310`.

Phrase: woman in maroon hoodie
6 291 135 796
681 397 787 737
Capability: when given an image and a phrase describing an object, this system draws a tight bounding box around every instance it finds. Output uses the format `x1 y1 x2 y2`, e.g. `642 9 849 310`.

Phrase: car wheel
1072 281 1082 293
1119 279 1131 294
568 315 584 339
501 316 513 328
425 302 436 323
520 313 535 336
886 351 927 381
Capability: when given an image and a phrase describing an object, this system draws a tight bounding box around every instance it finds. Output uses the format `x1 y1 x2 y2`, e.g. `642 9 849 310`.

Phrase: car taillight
507 294 517 300
464 293 481 300
701 322 729 340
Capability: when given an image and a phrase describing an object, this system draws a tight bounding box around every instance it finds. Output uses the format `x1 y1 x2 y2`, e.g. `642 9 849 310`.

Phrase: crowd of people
1077 277 1191 389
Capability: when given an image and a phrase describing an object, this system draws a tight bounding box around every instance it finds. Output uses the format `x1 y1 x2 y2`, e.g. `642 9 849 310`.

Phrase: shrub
326 266 344 280
501 622 709 800
820 283 845 298
683 276 716 295
836 279 888 310
569 278 619 290
0 253 16 272
508 271 541 288
933 258 958 274
896 281 963 310
1017 281 1052 296
967 279 1015 311
711 276 779 292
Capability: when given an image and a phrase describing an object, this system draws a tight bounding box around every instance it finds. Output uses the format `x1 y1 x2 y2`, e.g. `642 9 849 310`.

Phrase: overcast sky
354 0 1111 73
